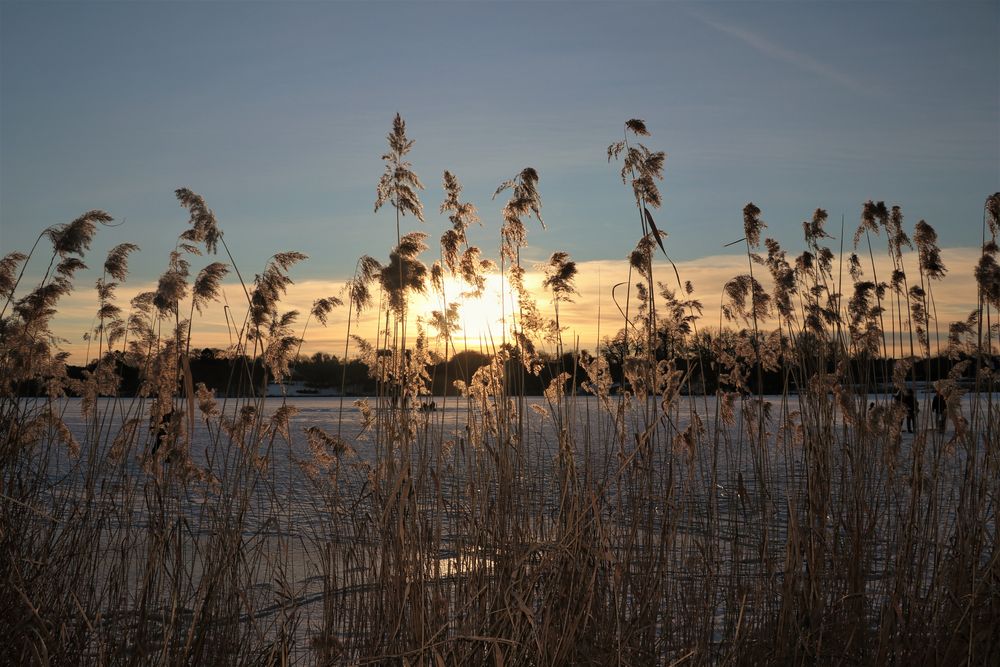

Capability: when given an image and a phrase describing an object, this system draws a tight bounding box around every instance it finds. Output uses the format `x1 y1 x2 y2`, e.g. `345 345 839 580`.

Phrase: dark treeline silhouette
45 341 984 399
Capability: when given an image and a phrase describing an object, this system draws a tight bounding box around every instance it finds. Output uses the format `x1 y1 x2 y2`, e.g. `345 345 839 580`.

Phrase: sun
416 274 514 350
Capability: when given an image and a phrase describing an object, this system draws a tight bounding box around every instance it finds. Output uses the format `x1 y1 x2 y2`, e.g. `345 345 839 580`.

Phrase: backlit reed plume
848 252 863 281
347 255 382 317
978 193 1000 312
795 208 839 336
249 252 307 339
45 210 112 258
912 220 946 355
723 273 771 325
192 262 229 314
0 252 27 304
10 211 113 342
303 425 353 469
310 296 344 326
608 118 666 211
853 200 891 357
458 246 495 298
494 168 545 351
743 202 766 249
609 119 670 368
378 231 429 315
541 251 578 355
495 167 543 266
439 170 493 297
913 220 945 280
975 247 1000 310
610 120 667 246
429 301 460 344
153 250 190 316
175 188 222 254
847 281 884 355
855 199 885 246
764 238 797 323
375 113 424 241
541 251 578 303
439 170 477 272
874 204 914 357
95 252 132 350
103 242 139 282
987 192 1000 237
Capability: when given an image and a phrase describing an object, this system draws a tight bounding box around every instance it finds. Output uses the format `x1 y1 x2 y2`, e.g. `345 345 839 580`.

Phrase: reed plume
375 113 424 241
379 231 429 315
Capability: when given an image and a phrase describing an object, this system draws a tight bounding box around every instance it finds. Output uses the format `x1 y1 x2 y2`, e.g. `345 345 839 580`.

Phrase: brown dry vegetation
1 118 998 665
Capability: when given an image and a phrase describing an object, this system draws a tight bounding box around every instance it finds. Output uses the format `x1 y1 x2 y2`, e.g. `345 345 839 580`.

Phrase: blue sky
1 0 997 356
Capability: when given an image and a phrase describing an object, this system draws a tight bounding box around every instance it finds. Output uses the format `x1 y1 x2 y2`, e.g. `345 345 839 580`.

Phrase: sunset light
419 273 511 349
2 0 997 663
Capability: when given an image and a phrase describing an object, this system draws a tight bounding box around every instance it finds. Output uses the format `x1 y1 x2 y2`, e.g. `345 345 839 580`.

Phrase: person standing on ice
902 389 918 433
894 388 918 433
931 387 947 433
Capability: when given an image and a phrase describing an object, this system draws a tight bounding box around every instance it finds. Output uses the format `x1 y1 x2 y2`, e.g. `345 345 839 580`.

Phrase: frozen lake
17 390 992 660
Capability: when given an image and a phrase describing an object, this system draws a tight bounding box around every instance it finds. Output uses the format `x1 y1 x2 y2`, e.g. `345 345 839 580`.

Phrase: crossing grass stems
1 118 998 664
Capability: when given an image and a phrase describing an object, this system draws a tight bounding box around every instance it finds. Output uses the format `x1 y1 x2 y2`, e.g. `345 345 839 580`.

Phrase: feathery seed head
625 119 650 136
103 243 139 281
192 262 229 313
849 253 863 281
986 192 1000 238
45 210 112 258
56 258 87 278
914 220 946 279
153 270 188 315
175 188 222 254
541 251 579 303
310 296 343 326
803 208 830 244
742 203 765 248
0 252 27 299
375 114 424 222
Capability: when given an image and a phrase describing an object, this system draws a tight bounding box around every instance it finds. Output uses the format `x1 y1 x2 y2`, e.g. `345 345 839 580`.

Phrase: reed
1 117 997 665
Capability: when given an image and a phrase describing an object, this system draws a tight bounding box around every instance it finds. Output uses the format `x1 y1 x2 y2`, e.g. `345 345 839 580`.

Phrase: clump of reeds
1 117 997 666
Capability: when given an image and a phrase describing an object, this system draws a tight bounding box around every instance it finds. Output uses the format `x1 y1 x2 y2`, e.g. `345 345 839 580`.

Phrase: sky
1 0 997 361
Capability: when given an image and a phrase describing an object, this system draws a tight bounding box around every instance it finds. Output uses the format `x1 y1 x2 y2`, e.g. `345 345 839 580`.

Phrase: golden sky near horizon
47 246 985 364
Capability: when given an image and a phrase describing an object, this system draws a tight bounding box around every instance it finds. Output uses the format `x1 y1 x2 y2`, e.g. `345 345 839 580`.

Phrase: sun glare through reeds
1 114 998 665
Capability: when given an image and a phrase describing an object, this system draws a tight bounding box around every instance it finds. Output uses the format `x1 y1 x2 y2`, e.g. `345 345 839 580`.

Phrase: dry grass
1 120 998 665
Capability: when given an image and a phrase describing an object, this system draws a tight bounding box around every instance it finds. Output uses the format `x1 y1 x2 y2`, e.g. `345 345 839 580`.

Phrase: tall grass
1 118 997 665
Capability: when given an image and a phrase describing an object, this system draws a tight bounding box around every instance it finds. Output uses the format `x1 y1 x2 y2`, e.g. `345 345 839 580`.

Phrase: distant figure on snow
931 388 947 433
902 389 918 433
894 388 918 433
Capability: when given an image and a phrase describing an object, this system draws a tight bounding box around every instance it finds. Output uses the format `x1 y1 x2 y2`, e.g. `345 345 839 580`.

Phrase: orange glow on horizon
43 248 988 364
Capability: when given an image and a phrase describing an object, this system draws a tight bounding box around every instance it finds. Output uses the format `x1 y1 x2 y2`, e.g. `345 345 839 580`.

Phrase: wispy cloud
687 8 881 100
